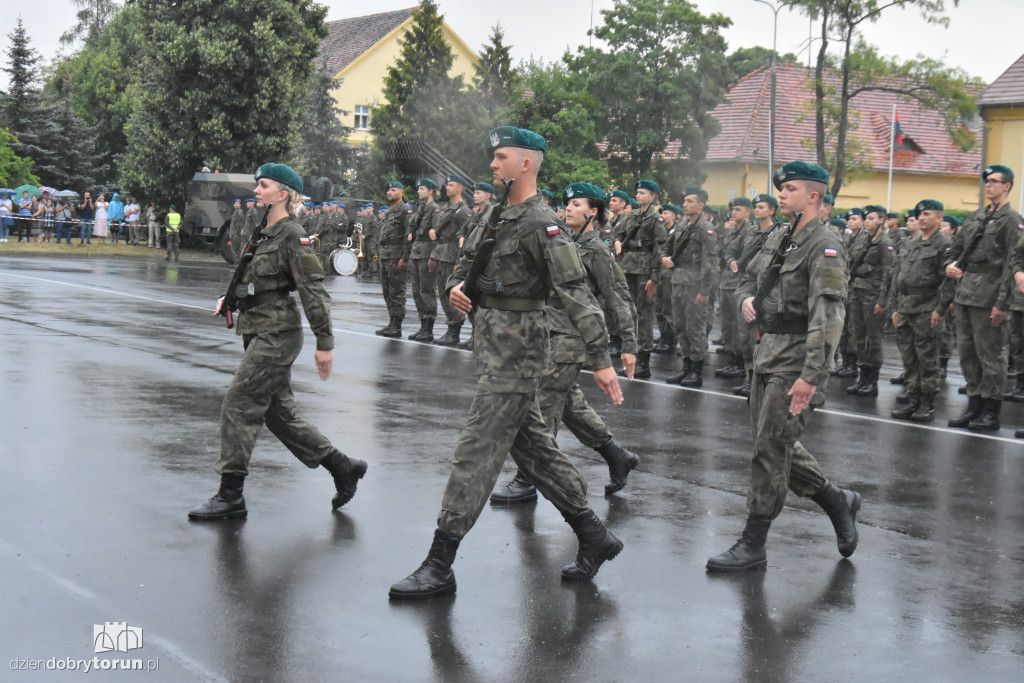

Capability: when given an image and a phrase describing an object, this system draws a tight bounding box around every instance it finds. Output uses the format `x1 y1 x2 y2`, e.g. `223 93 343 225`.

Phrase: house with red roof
700 63 983 212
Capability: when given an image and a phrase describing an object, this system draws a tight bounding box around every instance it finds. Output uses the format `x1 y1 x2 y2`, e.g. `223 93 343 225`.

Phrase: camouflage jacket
615 204 667 279
737 216 847 387
244 207 259 235
848 228 895 307
727 219 780 279
576 226 638 356
236 216 333 351
449 193 611 389
888 229 954 315
719 219 757 290
663 214 718 292
944 202 1024 310
431 199 473 263
377 202 412 261
601 212 626 255
408 199 438 260
229 208 245 236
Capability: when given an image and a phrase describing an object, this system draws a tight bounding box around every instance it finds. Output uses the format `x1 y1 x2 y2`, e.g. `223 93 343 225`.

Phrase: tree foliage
473 23 517 120
294 58 354 187
60 0 121 49
0 127 38 187
1 19 57 184
45 74 107 191
725 46 801 85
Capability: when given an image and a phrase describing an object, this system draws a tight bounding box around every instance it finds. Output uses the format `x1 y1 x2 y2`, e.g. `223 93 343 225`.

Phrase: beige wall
331 20 479 146
702 161 981 212
984 105 1024 212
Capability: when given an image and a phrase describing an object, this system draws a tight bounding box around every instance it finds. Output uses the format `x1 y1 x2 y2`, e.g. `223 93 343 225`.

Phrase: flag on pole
893 110 905 149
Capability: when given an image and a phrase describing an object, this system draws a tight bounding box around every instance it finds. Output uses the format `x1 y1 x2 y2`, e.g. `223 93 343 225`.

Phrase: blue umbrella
0 188 13 195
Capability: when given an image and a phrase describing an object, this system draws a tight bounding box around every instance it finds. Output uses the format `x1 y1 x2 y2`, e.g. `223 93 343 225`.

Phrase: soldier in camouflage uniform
243 197 257 247
389 127 625 600
938 215 960 379
844 205 895 397
490 181 640 504
228 198 246 261
663 187 718 387
431 175 474 346
453 182 497 351
833 208 865 378
613 180 667 378
315 204 337 273
374 182 413 338
888 199 954 423
707 161 861 572
945 165 1023 431
715 197 755 380
189 163 366 521
652 204 680 355
603 189 632 357
407 178 439 342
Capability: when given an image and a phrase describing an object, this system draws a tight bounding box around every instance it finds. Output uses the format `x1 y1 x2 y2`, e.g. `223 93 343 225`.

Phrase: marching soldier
652 203 680 355
844 205 894 397
407 178 440 342
715 197 754 380
945 165 1023 431
431 175 474 347
604 189 632 357
663 187 718 387
375 181 413 338
613 180 667 379
707 161 861 572
888 200 954 422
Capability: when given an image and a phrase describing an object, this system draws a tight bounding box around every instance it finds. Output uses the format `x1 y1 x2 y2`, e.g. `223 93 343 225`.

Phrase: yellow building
979 52 1024 211
321 8 480 146
701 64 983 213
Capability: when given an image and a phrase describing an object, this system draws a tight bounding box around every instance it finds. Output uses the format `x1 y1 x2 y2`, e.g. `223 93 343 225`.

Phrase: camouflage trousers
848 298 885 367
561 382 613 449
719 287 741 356
672 283 709 361
438 377 590 539
1008 310 1024 372
536 360 612 449
838 300 853 355
655 271 674 340
215 329 332 476
433 260 465 326
230 227 243 262
957 304 1008 400
409 257 437 319
165 231 180 260
895 311 945 395
940 307 957 360
626 273 654 353
746 371 828 519
380 258 407 319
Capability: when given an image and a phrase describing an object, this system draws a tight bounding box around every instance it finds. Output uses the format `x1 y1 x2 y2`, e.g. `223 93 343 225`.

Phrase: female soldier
189 163 366 520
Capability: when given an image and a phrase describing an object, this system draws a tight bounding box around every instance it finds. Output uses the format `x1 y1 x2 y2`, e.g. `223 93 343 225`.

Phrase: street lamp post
754 0 780 195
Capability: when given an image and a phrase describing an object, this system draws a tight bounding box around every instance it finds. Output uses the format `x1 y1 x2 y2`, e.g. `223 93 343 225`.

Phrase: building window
355 105 370 130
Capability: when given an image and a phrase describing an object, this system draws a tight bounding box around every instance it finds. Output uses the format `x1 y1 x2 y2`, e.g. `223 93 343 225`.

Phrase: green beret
540 189 554 200
628 199 640 210
864 204 888 217
416 178 438 190
942 214 961 227
485 125 547 155
386 180 405 190
635 179 661 194
887 212 898 219
446 174 470 188
904 210 915 219
823 193 835 206
846 207 864 217
254 162 303 193
562 182 607 205
682 186 708 202
474 182 495 194
829 218 848 230
772 161 829 190
983 164 1014 183
729 197 753 209
914 199 943 217
754 193 779 209
610 190 631 202
661 203 684 216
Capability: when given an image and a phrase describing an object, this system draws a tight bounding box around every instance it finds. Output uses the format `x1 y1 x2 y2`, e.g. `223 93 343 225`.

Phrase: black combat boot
890 392 920 420
890 371 906 385
895 389 913 404
596 438 639 495
1004 374 1024 402
433 323 462 347
967 398 1002 431
909 392 935 423
940 357 948 380
666 358 692 385
834 352 858 378
846 365 865 394
321 448 368 510
680 359 704 387
733 370 753 397
408 318 428 341
715 356 746 379
416 317 435 343
559 509 623 580
376 316 402 338
706 516 771 572
374 318 393 336
457 337 473 351
388 528 460 600
811 481 862 557
948 395 983 428
608 334 622 358
856 366 879 397
632 351 652 379
188 473 247 520
489 469 537 504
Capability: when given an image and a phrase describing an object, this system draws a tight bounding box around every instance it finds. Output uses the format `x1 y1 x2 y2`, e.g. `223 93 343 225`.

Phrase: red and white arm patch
300 236 311 245
824 248 838 258
546 225 560 237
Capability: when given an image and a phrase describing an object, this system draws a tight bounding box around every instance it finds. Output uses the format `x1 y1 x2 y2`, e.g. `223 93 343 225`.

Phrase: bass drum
330 248 359 276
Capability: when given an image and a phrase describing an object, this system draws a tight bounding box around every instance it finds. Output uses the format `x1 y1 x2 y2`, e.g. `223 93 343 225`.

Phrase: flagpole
887 104 896 212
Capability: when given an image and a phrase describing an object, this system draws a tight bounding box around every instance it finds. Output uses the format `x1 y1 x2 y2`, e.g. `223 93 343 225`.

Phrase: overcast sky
7 0 1023 88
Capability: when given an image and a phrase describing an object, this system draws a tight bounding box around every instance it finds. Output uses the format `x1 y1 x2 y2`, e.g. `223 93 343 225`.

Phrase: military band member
663 187 717 387
389 127 624 600
715 197 755 380
888 200 953 423
431 175 474 347
844 205 894 396
190 163 366 521
945 165 1023 431
707 161 861 572
407 178 440 342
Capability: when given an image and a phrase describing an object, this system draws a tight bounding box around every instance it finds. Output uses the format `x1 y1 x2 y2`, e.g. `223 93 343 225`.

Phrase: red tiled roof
321 8 415 76
700 64 981 177
980 52 1024 108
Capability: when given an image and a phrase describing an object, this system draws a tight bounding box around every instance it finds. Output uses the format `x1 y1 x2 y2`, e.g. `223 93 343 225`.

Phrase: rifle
736 222 777 273
461 178 515 311
751 212 801 338
619 205 654 254
954 205 998 272
411 201 430 240
217 205 271 329
670 219 698 264
847 229 881 285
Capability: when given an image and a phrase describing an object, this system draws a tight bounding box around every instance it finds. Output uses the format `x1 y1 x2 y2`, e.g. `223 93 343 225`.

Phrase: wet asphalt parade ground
1 252 1022 682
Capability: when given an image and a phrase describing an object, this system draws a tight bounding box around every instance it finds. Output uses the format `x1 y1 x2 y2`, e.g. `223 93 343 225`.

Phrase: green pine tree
1 18 58 184
294 59 354 189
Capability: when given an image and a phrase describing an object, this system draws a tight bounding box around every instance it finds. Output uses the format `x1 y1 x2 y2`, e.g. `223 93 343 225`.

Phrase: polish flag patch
707 229 715 235
824 248 838 258
546 225 560 237
887 245 894 251
300 236 311 245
